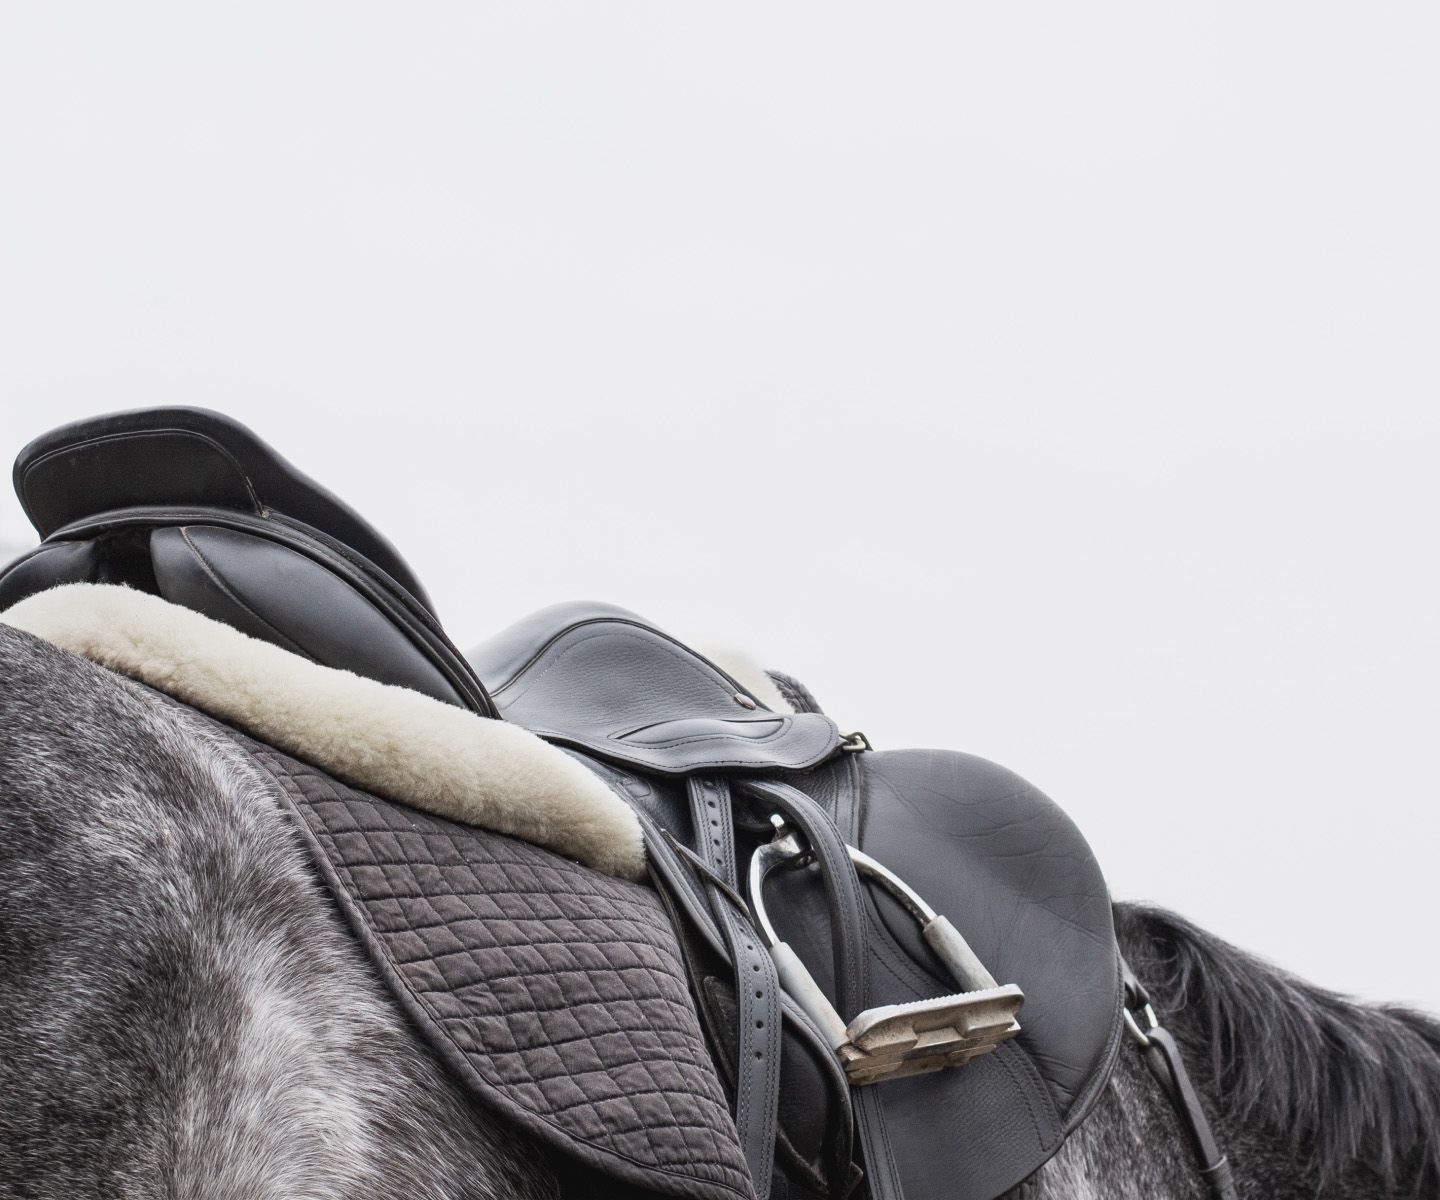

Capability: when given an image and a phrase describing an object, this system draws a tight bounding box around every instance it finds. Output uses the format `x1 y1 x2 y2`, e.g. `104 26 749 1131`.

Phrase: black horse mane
1116 901 1440 1194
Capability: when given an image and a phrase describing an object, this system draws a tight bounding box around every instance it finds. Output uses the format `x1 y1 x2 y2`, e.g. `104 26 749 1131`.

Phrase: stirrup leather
749 817 1024 1085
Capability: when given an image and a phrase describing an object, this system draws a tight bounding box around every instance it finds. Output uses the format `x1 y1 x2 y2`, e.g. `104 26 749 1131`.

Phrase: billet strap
639 805 857 1196
1122 963 1239 1200
738 780 907 1200
688 777 781 1199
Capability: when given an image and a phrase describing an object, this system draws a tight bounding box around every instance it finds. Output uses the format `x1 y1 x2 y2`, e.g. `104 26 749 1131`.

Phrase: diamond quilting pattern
244 740 752 1200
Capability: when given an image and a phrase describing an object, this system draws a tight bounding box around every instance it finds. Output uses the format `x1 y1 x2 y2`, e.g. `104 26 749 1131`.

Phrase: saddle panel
469 602 843 775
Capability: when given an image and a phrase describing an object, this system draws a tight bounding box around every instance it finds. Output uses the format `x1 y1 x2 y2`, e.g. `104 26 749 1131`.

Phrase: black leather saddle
0 408 1124 1200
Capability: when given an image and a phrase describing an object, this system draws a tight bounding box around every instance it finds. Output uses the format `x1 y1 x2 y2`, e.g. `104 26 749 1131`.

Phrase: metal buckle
749 817 1024 1085
1123 996 1160 1047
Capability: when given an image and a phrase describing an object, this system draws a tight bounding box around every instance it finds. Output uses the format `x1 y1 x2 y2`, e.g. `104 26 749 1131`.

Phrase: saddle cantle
0 407 493 712
0 407 1125 1200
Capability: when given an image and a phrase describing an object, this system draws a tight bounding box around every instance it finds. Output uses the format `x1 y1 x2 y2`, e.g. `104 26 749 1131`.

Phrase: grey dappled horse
1 626 1437 1200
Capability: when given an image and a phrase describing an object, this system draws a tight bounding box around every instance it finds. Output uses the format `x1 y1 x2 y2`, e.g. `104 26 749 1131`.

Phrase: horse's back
0 627 557 1200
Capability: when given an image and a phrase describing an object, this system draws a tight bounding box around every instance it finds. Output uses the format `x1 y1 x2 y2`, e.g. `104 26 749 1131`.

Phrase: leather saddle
0 407 491 711
0 408 1123 1200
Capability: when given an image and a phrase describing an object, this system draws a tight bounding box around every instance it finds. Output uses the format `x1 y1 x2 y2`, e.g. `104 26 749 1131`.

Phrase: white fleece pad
2 584 646 881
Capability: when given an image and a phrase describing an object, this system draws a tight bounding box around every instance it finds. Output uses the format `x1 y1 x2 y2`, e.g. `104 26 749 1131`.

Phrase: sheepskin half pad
1 583 645 880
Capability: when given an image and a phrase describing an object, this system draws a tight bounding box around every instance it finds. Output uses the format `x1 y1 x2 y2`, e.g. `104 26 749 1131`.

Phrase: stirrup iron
749 817 1024 1085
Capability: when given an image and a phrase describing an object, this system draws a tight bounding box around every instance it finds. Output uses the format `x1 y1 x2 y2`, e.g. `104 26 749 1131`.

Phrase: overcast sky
2 4 1437 1008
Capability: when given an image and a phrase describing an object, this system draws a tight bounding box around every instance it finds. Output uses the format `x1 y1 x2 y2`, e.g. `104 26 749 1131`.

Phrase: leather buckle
749 819 1024 1086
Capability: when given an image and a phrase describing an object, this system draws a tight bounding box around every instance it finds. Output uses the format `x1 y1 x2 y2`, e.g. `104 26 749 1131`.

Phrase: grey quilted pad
244 740 753 1200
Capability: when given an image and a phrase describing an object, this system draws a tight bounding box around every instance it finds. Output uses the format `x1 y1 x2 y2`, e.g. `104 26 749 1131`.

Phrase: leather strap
1123 962 1238 1200
739 779 906 1200
688 777 781 1199
638 797 857 1196
1140 1028 1239 1200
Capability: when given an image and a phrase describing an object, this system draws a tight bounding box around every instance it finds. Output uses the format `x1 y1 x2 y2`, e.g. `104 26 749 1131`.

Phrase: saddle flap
469 602 844 775
767 749 1123 1200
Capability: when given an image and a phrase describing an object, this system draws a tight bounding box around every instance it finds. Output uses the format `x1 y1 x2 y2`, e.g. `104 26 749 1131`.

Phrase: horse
2 623 1436 1200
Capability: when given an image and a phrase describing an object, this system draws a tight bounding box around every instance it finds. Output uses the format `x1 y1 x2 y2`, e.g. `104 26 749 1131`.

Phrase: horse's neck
1022 903 1440 1200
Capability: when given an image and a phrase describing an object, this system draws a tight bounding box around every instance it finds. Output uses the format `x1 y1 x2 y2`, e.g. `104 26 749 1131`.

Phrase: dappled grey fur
4 624 1438 1199
1120 903 1438 1198
1009 1037 1208 1200
1012 904 1440 1200
0 626 555 1200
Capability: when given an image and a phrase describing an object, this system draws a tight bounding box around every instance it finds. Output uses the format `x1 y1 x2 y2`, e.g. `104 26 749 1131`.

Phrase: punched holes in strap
687 777 782 1200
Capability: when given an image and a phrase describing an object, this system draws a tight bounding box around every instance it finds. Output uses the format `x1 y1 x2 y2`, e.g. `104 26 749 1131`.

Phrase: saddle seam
499 622 759 712
40 506 490 712
1058 949 1128 1132
613 718 792 749
991 1040 1057 1155
529 729 837 773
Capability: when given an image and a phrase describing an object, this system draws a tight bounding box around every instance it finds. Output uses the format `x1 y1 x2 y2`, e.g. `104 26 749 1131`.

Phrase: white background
2 5 1435 1008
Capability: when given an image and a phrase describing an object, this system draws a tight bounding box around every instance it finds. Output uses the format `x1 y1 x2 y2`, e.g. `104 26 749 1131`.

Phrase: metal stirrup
748 816 1025 1085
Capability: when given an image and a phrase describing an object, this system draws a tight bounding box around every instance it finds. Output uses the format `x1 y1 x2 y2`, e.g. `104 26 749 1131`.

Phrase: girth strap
635 795 857 1196
688 777 781 1198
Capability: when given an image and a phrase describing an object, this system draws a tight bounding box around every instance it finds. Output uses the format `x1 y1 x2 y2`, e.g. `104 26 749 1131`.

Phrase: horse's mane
1115 901 1440 1194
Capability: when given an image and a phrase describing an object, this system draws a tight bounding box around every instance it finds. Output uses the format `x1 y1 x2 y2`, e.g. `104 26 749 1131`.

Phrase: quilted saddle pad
242 737 753 1200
